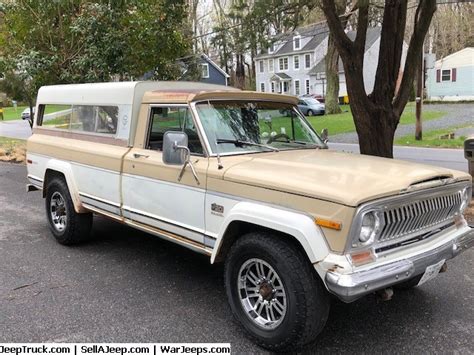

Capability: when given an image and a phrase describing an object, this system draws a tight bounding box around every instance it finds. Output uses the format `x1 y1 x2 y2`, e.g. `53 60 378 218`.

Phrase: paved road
0 120 31 140
1 163 473 353
331 103 474 144
329 142 469 172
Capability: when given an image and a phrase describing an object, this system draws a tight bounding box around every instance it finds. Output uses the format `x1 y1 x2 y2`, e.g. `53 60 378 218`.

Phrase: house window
201 63 209 78
269 42 275 54
305 79 310 95
260 82 265 92
279 57 289 71
283 81 289 93
305 54 311 69
271 81 275 93
294 56 300 70
268 59 274 73
294 80 300 95
441 69 451 81
293 36 301 50
259 60 265 73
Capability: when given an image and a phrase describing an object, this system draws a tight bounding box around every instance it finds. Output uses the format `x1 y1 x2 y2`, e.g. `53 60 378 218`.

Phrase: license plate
418 259 445 286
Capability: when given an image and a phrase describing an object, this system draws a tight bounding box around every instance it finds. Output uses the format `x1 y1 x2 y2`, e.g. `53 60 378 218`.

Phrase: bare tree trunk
321 0 436 158
235 54 245 89
325 34 342 114
324 0 346 114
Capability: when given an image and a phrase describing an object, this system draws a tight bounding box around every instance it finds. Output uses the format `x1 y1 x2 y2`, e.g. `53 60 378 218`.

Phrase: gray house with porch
255 25 407 98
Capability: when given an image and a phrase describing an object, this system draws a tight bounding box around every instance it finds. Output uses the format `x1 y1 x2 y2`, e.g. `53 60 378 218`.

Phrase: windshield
196 101 324 155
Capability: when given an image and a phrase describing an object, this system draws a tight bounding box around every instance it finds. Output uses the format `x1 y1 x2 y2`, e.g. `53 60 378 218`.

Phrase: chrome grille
378 191 462 243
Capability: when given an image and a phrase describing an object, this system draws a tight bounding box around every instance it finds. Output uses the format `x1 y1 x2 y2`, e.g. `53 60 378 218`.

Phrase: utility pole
415 46 424 141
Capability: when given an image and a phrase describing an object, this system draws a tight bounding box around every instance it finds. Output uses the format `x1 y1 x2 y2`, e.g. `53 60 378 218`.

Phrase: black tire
224 232 330 352
394 274 423 290
307 110 313 116
45 177 93 245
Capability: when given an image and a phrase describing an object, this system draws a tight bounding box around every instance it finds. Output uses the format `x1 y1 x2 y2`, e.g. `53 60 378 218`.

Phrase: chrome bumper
325 227 474 303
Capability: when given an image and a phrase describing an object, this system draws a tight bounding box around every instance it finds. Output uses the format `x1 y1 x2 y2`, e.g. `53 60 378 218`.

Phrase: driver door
121 105 208 246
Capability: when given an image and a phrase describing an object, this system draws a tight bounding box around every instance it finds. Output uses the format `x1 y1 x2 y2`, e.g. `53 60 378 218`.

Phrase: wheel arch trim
210 201 330 264
43 160 87 213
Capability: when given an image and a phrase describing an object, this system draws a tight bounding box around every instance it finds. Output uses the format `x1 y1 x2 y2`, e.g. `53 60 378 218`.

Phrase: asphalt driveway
1 163 473 353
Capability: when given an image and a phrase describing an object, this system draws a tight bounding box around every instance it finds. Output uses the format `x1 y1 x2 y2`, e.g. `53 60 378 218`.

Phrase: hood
222 149 471 207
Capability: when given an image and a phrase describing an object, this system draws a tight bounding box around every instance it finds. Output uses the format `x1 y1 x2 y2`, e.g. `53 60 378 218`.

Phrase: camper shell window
39 104 118 135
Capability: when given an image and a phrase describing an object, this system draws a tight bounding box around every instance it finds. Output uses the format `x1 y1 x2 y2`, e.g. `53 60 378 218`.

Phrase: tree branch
354 1 369 53
321 0 354 58
372 0 408 104
393 0 436 115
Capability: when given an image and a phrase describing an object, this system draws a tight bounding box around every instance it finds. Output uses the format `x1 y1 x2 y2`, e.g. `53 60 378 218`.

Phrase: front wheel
224 232 330 352
307 110 313 116
45 177 93 245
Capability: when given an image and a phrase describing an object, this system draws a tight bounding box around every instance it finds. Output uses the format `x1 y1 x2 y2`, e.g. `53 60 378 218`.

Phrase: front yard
309 103 446 136
0 137 26 163
395 126 471 148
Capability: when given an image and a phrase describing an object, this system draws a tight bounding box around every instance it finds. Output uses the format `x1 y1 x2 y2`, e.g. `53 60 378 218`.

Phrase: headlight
352 210 384 248
460 186 472 212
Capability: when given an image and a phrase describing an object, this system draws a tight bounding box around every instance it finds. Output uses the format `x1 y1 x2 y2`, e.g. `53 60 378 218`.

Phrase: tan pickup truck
27 82 473 352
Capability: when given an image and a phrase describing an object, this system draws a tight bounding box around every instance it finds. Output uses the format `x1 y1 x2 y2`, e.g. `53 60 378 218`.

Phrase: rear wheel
45 177 93 245
224 232 330 352
307 109 314 116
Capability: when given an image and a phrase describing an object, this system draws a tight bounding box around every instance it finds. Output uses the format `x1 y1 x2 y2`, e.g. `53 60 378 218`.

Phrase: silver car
21 107 35 120
298 97 325 116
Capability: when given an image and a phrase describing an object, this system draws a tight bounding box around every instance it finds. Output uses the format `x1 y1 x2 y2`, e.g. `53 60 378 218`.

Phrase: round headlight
359 213 376 243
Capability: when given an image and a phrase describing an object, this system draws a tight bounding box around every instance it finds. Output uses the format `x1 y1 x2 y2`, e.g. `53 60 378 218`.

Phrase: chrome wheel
50 191 67 232
238 258 287 330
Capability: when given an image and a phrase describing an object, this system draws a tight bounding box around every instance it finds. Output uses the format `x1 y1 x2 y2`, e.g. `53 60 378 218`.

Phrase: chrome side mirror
163 131 188 165
321 128 329 144
162 131 200 185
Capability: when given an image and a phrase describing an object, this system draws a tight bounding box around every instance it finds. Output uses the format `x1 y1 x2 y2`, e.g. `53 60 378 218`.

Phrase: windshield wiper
216 138 279 152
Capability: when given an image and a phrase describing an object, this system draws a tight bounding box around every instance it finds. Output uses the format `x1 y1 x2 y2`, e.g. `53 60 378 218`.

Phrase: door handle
133 153 149 159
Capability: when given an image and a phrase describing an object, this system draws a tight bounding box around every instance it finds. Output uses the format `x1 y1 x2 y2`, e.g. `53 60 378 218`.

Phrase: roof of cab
37 81 298 106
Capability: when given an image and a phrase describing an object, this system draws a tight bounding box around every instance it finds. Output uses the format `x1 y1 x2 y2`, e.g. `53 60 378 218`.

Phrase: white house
255 24 408 99
426 47 474 101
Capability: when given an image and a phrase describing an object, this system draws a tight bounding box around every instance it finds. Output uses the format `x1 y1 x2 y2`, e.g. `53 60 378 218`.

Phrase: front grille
378 191 462 244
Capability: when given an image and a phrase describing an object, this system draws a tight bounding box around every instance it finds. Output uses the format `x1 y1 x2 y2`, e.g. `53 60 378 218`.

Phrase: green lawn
309 103 446 136
1 106 28 121
1 105 69 121
395 126 471 148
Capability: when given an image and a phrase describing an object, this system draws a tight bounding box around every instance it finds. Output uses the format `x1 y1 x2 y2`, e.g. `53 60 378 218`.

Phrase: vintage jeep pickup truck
27 82 473 351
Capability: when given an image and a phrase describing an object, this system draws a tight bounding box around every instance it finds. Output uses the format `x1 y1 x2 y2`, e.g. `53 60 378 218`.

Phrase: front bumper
324 226 474 303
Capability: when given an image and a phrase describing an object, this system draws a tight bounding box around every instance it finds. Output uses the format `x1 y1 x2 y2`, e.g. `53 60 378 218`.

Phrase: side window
40 104 118 134
70 105 118 134
41 105 73 129
147 106 203 155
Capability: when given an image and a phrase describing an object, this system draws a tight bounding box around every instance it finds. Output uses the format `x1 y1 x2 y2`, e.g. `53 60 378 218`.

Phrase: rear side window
40 104 118 135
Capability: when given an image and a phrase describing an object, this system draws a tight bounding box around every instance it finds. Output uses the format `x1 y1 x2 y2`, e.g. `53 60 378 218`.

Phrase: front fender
210 201 330 264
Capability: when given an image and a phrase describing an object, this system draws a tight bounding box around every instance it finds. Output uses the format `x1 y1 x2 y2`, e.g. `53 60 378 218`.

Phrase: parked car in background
21 107 35 121
298 96 325 116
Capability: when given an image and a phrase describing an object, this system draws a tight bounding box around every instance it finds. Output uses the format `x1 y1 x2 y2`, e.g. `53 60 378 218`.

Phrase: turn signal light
315 218 342 231
350 250 376 266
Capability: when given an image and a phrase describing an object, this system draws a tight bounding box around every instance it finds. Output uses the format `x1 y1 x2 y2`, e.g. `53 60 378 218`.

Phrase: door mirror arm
174 143 200 185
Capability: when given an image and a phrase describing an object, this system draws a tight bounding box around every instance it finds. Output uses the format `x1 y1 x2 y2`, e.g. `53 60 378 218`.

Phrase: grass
0 137 26 163
309 103 446 136
1 105 70 121
394 125 472 148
